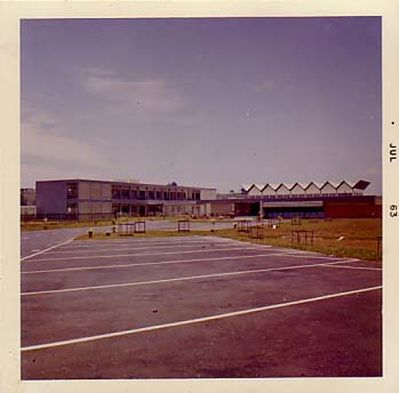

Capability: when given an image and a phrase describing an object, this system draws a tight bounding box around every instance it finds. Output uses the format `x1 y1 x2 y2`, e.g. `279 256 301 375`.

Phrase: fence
291 230 314 246
267 218 280 228
291 216 302 226
236 220 252 233
249 224 265 239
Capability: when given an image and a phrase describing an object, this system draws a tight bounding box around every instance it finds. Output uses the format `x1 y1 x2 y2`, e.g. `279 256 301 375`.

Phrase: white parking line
21 258 359 296
23 246 273 263
59 239 226 249
321 264 382 271
21 238 75 262
281 254 359 262
60 237 231 249
43 243 254 255
21 285 382 352
22 251 317 275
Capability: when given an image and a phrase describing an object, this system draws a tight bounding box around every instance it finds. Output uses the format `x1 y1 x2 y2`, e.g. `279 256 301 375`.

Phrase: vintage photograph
20 17 382 379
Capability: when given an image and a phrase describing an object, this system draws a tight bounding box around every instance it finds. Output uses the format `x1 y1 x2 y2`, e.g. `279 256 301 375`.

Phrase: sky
21 17 382 194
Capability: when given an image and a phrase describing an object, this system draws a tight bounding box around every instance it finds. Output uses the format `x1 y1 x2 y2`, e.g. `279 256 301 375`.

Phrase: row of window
66 183 202 201
249 192 357 199
111 189 201 201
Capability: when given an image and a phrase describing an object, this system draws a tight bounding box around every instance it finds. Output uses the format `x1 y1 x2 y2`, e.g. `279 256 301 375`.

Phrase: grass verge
74 218 382 263
21 220 113 231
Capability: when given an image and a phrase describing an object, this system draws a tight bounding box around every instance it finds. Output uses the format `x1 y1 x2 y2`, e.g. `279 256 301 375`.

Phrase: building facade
207 180 381 219
243 180 368 198
36 179 216 220
20 188 37 219
34 178 381 220
21 188 36 206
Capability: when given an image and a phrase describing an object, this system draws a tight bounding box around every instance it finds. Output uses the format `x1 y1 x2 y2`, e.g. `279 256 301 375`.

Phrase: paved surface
20 220 234 259
21 228 89 258
20 236 382 379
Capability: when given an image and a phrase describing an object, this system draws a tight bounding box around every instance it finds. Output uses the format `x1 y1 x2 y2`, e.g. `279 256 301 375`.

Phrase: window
66 183 78 199
112 187 121 199
66 203 77 213
121 189 130 199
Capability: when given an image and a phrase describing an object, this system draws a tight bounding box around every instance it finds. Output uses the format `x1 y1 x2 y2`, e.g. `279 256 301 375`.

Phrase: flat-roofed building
21 188 37 220
21 188 36 206
36 179 216 220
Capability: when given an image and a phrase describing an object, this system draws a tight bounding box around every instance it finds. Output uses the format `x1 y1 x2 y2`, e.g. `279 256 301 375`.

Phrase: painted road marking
55 241 262 252
42 243 258 255
59 237 232 249
22 251 323 275
321 264 382 271
23 246 274 263
21 259 359 296
21 285 382 352
281 254 359 262
59 239 232 249
21 238 76 262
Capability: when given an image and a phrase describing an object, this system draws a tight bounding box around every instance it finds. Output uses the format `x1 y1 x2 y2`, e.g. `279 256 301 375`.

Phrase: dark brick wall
324 200 382 218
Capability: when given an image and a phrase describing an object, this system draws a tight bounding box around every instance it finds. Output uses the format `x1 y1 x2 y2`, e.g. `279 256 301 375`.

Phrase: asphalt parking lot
21 235 382 379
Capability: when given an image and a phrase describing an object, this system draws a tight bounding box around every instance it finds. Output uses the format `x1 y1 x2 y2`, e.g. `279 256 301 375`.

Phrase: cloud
83 68 184 115
21 107 103 168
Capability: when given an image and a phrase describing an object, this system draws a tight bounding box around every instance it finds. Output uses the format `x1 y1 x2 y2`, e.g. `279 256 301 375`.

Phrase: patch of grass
21 220 113 232
74 218 382 263
210 219 382 263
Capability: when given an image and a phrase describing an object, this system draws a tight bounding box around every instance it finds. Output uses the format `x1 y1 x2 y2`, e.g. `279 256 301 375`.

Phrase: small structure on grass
236 220 252 233
291 230 314 246
177 219 190 232
118 222 135 236
134 220 146 233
